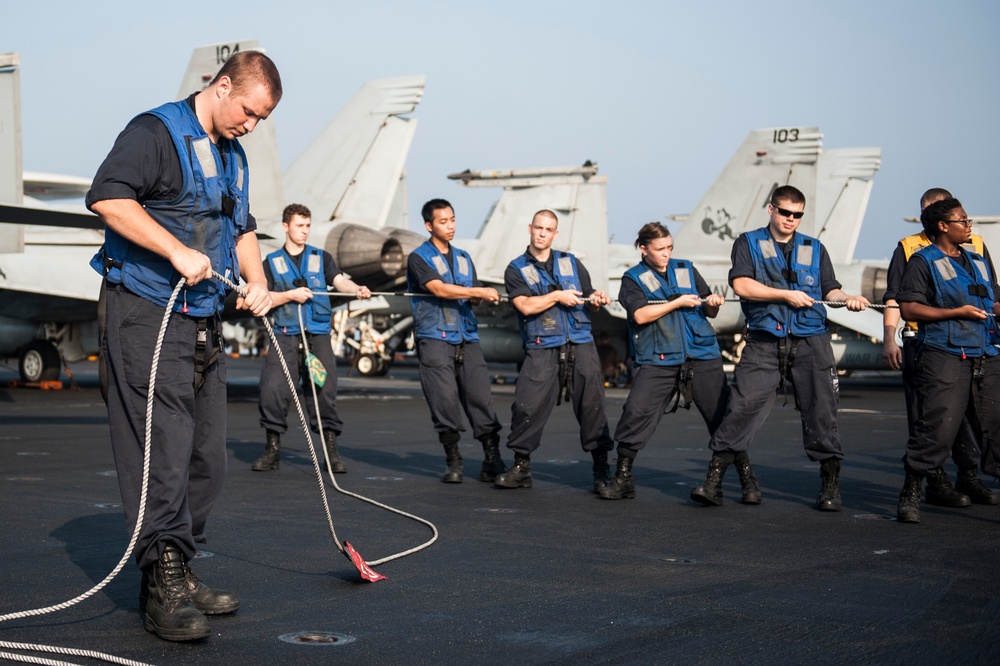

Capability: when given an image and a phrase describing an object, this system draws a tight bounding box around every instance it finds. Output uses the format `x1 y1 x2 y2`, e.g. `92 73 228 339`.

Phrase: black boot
733 451 762 505
955 468 999 505
598 454 635 500
691 452 734 507
143 543 210 641
183 562 240 615
323 429 347 474
897 471 923 523
479 432 507 482
251 430 280 471
494 453 532 489
592 449 612 494
140 564 240 616
925 467 971 507
815 458 843 512
440 431 463 484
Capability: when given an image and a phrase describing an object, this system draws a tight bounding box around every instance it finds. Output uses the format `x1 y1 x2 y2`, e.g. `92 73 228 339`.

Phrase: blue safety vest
408 241 479 343
623 260 720 365
90 100 249 317
913 244 999 358
267 246 332 335
508 251 593 349
741 227 826 337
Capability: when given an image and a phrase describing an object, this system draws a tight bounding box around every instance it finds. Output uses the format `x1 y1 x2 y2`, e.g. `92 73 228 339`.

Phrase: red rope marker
344 542 387 582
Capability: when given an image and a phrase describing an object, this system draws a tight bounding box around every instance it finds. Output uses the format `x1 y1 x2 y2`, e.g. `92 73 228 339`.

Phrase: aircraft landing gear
355 353 389 377
19 340 62 383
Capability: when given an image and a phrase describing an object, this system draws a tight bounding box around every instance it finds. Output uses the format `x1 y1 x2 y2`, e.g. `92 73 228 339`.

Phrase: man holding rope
407 199 506 484
87 51 280 641
492 209 614 492
252 203 371 473
690 185 869 511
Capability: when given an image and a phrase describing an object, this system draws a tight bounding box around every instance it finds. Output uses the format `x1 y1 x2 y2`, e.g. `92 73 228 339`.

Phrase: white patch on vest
431 255 449 276
973 258 989 283
558 256 573 276
674 267 691 290
638 270 661 294
934 257 957 281
307 253 322 274
457 255 470 276
191 137 218 179
520 265 541 286
796 244 813 267
273 256 289 274
759 239 777 259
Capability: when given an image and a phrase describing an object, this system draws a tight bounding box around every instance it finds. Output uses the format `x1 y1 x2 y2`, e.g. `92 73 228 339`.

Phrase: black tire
356 354 380 377
19 340 61 382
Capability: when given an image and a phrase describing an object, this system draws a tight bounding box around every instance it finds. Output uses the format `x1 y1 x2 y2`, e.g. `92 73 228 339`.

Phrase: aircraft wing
824 306 884 341
452 163 609 291
0 202 101 229
0 244 101 303
22 171 92 200
283 75 425 226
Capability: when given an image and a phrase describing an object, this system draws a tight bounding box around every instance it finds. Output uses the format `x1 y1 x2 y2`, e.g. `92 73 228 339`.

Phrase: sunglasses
772 205 805 219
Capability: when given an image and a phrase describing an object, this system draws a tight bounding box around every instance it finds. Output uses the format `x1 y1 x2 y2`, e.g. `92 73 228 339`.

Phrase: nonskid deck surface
2 359 998 665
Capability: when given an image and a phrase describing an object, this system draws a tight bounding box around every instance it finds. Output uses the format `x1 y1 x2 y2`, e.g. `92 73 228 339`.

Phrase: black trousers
614 357 729 456
905 348 1000 476
417 338 501 440
709 333 843 461
102 284 226 571
901 337 979 469
258 331 343 435
506 342 613 457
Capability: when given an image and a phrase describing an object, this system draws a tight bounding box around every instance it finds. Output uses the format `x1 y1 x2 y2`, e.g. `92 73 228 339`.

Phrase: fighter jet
449 127 889 371
0 41 428 380
0 52 103 381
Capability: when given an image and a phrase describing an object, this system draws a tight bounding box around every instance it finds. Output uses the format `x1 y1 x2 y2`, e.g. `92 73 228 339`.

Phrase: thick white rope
0 273 438 665
0 280 184 665
252 282 438 566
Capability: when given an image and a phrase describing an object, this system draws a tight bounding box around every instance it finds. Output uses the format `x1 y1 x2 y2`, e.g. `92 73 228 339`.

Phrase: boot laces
159 555 190 604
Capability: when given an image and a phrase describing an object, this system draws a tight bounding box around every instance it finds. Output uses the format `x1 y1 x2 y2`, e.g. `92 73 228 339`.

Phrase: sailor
882 188 997 505
407 199 506 483
251 203 371 473
87 51 280 641
895 197 1000 522
493 210 614 492
600 222 730 500
690 185 869 511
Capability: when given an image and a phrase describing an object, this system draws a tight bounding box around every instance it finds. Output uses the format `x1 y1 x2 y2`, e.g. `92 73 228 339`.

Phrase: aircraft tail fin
283 75 425 229
672 127 822 261
450 163 609 291
812 147 881 263
176 40 286 232
0 52 24 252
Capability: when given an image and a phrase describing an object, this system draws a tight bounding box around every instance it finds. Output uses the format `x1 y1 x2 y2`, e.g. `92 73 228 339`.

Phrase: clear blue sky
4 0 998 260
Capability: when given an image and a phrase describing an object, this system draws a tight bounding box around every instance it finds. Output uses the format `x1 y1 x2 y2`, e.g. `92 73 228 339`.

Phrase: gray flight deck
1 358 999 665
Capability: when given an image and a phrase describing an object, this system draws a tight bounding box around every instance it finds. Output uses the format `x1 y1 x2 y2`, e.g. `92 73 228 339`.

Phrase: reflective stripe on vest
407 241 479 343
624 260 720 365
741 227 826 338
509 251 592 348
